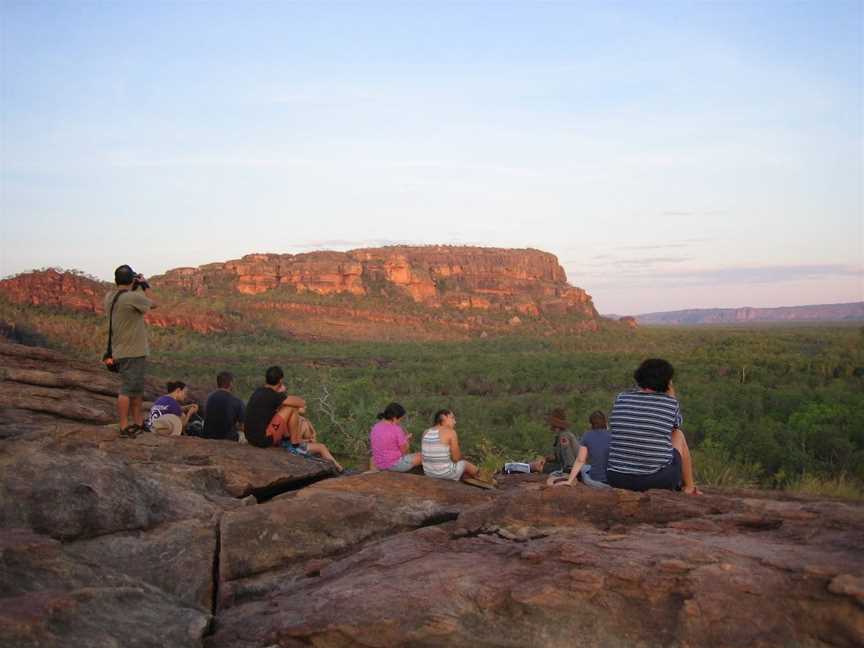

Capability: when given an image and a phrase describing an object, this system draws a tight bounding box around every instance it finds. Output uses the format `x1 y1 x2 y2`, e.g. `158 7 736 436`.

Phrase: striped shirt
607 390 682 475
421 428 460 480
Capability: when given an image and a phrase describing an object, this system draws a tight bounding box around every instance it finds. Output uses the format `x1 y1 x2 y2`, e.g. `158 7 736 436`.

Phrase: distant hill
636 302 864 325
0 246 615 342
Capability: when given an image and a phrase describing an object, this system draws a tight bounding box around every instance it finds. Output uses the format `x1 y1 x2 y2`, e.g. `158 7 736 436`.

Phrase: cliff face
157 246 597 319
0 269 107 313
638 302 864 325
0 247 602 341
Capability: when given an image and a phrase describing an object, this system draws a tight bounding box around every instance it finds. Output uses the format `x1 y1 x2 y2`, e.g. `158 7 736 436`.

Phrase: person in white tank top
421 409 479 482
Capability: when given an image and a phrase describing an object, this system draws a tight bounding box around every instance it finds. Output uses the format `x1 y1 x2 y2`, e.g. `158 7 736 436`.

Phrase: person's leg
460 460 479 480
671 428 701 495
307 441 343 472
117 358 133 431
121 357 147 430
385 454 417 472
267 413 288 445
130 396 144 427
410 452 422 467
117 394 130 430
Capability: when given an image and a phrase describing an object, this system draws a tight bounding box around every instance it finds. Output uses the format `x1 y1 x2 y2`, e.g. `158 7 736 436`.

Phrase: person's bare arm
448 430 463 462
559 446 589 486
180 404 198 426
399 432 412 454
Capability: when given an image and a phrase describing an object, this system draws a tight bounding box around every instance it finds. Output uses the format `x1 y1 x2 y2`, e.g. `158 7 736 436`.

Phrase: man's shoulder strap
105 290 124 355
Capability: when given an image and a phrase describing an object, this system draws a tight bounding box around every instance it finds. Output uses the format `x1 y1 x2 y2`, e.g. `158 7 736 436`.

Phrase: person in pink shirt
370 402 421 472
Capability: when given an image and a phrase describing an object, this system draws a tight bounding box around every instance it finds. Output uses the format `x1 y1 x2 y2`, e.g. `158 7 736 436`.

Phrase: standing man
202 371 245 441
104 264 155 437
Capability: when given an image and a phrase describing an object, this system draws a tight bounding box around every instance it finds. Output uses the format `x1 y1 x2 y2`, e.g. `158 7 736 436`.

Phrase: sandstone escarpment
1 246 605 341
1 341 862 647
0 268 107 313
156 246 599 319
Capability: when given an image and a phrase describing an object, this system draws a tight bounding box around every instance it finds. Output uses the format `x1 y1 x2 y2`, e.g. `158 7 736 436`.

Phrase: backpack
184 413 205 437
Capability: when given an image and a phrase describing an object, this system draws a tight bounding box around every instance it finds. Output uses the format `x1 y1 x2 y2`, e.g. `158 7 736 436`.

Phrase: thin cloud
105 153 316 169
615 256 692 267
615 239 714 252
571 255 691 269
667 264 862 284
575 263 862 288
290 239 405 251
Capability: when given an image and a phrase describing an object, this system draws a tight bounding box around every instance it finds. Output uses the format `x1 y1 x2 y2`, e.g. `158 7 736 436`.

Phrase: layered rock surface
1 341 862 647
0 246 602 341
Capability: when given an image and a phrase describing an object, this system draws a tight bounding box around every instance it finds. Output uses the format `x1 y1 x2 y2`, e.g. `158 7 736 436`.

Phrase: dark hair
633 358 674 392
114 264 135 286
166 380 186 393
377 402 406 421
433 409 452 425
265 366 284 386
588 410 607 429
216 371 233 389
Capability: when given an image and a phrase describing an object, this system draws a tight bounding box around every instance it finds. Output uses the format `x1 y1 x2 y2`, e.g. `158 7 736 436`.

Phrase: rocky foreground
1 340 863 647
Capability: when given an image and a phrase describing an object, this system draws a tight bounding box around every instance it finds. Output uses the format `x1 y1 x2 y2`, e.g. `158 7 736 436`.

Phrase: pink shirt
370 420 408 470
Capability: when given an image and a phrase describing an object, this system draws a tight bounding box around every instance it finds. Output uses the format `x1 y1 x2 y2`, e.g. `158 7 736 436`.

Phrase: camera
132 274 150 291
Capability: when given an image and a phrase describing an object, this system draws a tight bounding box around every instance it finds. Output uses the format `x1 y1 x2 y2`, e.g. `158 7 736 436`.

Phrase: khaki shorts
152 414 183 436
117 356 147 396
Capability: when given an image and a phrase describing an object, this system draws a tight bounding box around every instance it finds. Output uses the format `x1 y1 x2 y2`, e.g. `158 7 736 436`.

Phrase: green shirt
104 289 153 359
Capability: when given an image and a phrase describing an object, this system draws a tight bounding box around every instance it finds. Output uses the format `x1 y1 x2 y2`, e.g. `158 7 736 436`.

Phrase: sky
1 1 861 315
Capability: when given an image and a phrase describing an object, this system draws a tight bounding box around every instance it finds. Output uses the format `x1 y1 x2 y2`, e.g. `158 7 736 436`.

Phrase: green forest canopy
2 297 863 496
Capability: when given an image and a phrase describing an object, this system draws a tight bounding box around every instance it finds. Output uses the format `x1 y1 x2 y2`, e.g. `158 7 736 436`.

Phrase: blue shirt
580 428 610 484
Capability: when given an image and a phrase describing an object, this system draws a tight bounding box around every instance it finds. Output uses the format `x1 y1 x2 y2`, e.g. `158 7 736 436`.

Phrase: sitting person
245 366 343 471
369 402 422 472
421 409 479 482
606 358 701 495
202 371 245 441
547 408 581 474
147 380 198 436
548 410 610 489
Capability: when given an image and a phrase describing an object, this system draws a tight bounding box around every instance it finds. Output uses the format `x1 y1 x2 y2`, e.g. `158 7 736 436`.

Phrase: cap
114 264 136 285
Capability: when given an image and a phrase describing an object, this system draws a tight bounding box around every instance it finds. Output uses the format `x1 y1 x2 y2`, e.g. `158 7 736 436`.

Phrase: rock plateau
0 246 603 341
1 340 862 647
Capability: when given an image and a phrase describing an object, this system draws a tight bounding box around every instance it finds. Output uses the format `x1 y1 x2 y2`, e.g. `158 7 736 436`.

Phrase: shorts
151 414 183 436
385 454 416 472
580 464 611 489
424 459 466 481
607 449 682 492
117 356 147 396
281 440 310 456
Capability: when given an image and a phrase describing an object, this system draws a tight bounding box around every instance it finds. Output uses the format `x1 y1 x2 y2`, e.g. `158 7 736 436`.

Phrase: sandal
120 424 142 438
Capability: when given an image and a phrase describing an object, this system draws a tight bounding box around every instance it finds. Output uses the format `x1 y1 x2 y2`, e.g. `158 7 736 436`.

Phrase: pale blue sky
1 1 861 314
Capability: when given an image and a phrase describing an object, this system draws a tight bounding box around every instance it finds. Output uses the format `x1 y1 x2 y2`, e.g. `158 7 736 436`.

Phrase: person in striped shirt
421 409 480 482
606 358 701 495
